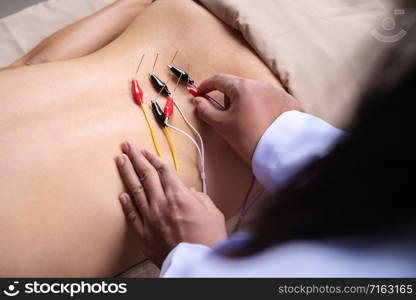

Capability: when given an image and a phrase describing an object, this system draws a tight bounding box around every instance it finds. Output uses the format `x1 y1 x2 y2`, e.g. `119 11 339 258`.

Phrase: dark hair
229 3 415 256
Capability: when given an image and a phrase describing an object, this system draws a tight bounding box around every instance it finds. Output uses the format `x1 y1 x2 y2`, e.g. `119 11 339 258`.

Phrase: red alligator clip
132 79 143 105
187 87 225 110
187 87 200 97
164 97 174 119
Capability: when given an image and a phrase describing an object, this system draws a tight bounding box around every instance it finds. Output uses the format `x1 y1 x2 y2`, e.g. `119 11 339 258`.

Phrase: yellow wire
140 104 162 157
164 126 179 173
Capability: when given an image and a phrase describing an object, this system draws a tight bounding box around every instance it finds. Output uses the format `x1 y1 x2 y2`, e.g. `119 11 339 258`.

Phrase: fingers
141 149 183 192
197 73 240 97
119 193 143 235
193 73 242 127
193 96 224 128
116 153 149 212
121 142 165 207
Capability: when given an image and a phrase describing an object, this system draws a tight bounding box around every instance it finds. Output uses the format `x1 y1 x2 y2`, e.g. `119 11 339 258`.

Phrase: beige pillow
199 0 398 127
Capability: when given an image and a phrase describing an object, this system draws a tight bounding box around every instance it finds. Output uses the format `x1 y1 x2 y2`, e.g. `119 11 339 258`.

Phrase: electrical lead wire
164 120 206 193
132 54 162 157
231 175 265 233
149 54 179 171
141 104 162 157
167 63 207 193
170 101 206 193
150 52 207 192
164 126 179 173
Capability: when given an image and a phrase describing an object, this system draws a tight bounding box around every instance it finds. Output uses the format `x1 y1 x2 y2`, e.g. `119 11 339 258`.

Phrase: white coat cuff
252 111 344 192
160 243 212 277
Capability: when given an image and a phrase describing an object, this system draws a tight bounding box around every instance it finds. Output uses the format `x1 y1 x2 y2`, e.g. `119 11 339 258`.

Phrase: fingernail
122 142 131 152
116 155 125 166
119 194 128 204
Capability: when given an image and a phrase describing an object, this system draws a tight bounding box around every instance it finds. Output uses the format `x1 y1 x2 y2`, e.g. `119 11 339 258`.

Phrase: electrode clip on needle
150 76 179 173
167 65 225 110
131 54 162 157
147 52 206 192
148 53 179 173
162 54 208 192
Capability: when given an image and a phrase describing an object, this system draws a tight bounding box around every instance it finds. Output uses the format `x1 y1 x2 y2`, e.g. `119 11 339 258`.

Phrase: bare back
0 0 280 276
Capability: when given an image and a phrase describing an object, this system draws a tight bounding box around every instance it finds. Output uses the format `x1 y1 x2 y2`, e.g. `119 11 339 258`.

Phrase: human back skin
0 0 281 276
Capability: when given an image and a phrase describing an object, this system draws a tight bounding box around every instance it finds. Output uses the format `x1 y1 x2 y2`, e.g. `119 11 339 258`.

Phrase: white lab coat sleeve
160 243 212 277
161 111 345 277
252 110 345 192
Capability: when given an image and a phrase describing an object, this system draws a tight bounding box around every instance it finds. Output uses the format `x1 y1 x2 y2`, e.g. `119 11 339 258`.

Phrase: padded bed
0 0 394 277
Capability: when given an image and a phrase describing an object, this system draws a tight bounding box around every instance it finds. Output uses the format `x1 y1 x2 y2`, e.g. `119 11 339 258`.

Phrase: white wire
164 121 206 193
165 101 207 193
173 101 205 169
173 100 206 193
165 121 201 157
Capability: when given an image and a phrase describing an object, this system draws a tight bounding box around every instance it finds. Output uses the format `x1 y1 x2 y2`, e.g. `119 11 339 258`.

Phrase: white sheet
0 0 115 66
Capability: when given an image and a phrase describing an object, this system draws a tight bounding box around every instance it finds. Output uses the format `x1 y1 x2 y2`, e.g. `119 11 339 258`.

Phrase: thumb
193 97 224 127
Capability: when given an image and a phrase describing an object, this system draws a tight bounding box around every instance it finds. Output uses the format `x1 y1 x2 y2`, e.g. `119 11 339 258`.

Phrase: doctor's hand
193 74 300 164
115 142 227 268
